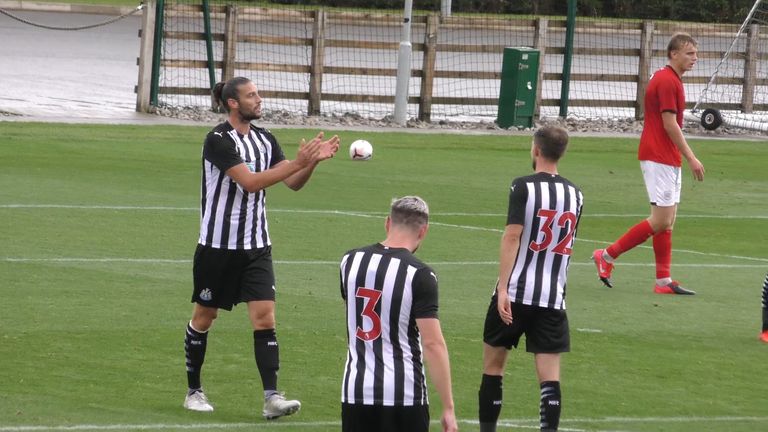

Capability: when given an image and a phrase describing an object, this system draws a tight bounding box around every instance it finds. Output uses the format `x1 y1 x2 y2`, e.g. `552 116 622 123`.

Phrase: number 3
355 287 382 341
529 208 577 255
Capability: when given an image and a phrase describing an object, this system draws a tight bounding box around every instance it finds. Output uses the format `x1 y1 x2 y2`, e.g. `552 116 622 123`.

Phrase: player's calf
478 374 503 432
539 381 561 432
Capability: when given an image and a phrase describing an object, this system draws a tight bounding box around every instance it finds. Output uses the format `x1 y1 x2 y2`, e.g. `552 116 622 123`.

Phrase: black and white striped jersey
198 122 286 250
504 172 583 310
339 243 439 406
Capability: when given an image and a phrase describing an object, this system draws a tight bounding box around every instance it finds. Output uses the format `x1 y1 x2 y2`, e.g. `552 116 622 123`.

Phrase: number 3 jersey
339 244 439 406
505 172 584 310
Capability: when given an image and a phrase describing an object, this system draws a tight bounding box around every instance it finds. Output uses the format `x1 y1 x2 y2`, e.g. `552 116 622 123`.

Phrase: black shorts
341 403 430 432
192 244 276 310
483 293 570 353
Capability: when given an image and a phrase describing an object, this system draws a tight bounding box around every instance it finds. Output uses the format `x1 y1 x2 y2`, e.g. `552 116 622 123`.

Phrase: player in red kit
592 33 705 295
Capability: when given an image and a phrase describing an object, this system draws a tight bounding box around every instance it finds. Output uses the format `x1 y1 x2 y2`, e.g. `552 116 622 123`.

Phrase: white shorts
640 160 681 207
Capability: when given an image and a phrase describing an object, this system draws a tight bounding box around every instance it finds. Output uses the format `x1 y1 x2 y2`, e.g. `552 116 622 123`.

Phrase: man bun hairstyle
390 196 429 230
212 77 251 112
534 125 569 162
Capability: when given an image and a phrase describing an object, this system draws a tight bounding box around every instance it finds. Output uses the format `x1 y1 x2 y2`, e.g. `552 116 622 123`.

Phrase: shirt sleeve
655 74 680 114
412 267 439 319
203 132 243 173
506 177 528 225
339 253 349 302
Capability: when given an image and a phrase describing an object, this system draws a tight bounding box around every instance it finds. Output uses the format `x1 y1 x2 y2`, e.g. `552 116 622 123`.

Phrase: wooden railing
135 3 768 120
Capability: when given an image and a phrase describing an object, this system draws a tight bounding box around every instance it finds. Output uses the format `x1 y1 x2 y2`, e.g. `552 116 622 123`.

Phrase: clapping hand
296 132 340 166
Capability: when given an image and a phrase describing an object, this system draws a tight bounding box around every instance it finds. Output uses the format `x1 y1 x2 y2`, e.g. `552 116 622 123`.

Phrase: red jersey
638 66 685 167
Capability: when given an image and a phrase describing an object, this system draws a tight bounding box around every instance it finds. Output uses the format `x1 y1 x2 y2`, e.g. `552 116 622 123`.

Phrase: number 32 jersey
505 172 584 310
339 244 438 406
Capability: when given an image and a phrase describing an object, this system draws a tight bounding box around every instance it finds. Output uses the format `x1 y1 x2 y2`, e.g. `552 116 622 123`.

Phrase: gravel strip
152 105 765 138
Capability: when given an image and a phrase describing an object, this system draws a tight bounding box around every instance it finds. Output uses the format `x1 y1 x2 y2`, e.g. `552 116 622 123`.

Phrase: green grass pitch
0 122 766 432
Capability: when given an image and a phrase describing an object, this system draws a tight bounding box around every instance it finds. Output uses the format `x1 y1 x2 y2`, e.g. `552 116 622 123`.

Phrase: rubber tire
700 108 723 130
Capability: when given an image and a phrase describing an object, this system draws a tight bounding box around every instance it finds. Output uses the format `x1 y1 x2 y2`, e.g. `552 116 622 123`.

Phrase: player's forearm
418 319 456 410
283 161 318 191
423 341 455 411
498 228 520 287
229 159 310 193
663 116 697 162
671 131 697 162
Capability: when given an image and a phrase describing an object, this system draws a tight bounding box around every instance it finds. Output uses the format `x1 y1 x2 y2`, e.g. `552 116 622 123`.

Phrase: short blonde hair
667 32 698 59
390 196 429 229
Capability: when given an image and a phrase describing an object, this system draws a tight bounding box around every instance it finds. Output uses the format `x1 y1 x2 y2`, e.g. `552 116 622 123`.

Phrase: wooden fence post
221 5 238 83
308 9 326 116
636 20 654 120
741 23 759 113
418 14 439 122
135 0 156 113
533 17 548 119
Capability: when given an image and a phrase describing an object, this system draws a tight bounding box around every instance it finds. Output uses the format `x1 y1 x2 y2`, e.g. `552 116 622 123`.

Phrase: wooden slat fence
136 3 768 121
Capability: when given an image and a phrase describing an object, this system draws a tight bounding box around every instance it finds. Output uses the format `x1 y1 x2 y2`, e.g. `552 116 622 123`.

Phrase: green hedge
269 0 755 23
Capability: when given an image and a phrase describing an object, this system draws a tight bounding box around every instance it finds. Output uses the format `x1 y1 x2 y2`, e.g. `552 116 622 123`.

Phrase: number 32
529 208 577 255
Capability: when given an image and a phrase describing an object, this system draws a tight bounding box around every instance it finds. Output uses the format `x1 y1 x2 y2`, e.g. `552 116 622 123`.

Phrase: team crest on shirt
200 288 212 301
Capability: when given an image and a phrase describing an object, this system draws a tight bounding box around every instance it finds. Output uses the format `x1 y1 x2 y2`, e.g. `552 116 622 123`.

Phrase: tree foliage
269 0 757 23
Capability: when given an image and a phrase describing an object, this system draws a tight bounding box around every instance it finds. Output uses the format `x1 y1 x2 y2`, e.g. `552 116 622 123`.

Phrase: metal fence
135 0 768 123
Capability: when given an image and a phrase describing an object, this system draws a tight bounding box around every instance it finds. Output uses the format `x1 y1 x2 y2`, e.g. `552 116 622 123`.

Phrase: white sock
602 249 615 263
656 277 672 286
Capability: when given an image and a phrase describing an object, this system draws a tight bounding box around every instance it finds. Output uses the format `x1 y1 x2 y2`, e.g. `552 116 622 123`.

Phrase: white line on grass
493 423 586 432
435 213 768 219
430 222 768 264
0 204 197 211
3 205 766 263
0 422 338 431
576 328 604 333
567 415 768 423
2 204 767 220
3 416 767 432
1 258 766 268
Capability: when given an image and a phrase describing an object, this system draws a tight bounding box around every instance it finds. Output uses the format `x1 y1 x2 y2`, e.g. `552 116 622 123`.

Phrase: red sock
606 220 655 259
653 229 672 279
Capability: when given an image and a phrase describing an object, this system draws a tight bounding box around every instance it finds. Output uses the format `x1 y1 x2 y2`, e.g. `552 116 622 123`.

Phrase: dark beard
237 107 261 122
531 159 536 171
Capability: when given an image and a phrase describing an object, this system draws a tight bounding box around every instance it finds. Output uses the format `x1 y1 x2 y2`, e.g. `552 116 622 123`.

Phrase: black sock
254 328 280 393
185 322 208 391
540 381 561 432
762 273 768 331
478 374 503 432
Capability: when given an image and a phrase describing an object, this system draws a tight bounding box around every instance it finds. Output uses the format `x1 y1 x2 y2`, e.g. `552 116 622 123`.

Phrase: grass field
0 122 766 432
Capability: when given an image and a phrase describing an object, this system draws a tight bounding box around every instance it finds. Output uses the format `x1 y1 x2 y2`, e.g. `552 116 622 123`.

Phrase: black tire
700 108 723 130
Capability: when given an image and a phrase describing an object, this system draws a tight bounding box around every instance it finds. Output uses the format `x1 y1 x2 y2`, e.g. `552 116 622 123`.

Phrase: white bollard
393 41 412 126
393 0 413 126
441 0 452 17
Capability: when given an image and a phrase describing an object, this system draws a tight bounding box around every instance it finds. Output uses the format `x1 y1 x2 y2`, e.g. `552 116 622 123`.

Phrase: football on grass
349 139 373 161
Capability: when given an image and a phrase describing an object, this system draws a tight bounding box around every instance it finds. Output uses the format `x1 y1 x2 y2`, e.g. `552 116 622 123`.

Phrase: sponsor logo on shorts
200 288 212 301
